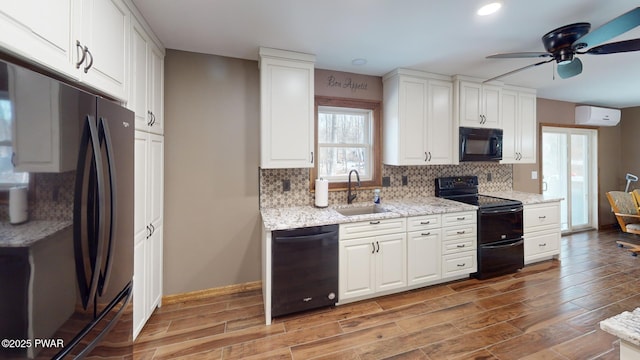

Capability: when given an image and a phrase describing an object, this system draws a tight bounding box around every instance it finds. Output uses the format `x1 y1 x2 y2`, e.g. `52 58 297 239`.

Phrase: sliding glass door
542 126 598 233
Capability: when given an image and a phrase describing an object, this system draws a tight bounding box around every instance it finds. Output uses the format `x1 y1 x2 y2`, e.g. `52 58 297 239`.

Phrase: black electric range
435 176 524 279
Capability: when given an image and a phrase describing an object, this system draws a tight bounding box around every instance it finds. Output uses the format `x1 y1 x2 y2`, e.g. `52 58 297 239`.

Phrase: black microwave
459 127 503 162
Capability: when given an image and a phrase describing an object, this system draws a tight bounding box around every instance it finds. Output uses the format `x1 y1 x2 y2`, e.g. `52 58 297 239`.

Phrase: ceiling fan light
477 2 502 16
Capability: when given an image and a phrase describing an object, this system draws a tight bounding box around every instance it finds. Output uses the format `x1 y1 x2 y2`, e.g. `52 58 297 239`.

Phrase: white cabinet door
426 79 453 164
0 0 76 77
149 222 163 310
79 0 129 100
129 17 164 134
132 130 163 338
375 233 407 292
501 88 536 164
148 133 164 228
482 84 502 128
339 238 376 300
407 230 441 286
517 92 537 163
132 235 146 339
399 76 428 165
260 48 315 168
148 44 164 134
459 81 501 128
129 17 149 130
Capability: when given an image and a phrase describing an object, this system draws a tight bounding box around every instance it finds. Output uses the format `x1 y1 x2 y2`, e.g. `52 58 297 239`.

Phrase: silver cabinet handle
457 230 466 234
457 244 466 248
83 47 94 73
457 217 466 220
310 151 314 163
75 40 86 69
420 221 430 225
421 232 431 236
370 221 380 225
424 152 428 162
376 241 380 253
539 216 546 219
539 243 547 247
457 263 466 267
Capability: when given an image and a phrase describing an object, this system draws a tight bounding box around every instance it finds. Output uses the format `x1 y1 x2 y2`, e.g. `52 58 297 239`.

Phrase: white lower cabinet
407 214 442 286
339 218 407 302
524 202 561 264
339 211 477 304
441 211 477 278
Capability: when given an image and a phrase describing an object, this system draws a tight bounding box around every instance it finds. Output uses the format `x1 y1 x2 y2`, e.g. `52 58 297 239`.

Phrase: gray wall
163 50 261 295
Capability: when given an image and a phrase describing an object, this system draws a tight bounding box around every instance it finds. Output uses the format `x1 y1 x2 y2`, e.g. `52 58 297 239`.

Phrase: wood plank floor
133 229 640 359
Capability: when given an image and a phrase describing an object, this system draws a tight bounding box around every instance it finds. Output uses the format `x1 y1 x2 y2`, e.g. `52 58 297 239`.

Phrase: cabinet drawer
407 214 441 232
442 237 476 255
443 211 476 226
442 252 476 276
525 229 560 259
443 225 476 240
340 218 407 240
524 203 560 231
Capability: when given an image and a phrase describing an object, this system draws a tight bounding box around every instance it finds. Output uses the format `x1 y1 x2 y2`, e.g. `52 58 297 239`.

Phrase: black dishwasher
272 224 339 317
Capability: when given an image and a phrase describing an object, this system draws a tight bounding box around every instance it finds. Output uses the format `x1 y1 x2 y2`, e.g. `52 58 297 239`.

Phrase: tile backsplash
0 172 74 222
260 163 512 208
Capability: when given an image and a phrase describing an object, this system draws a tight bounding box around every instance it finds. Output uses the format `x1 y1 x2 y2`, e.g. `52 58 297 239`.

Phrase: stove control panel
435 176 479 190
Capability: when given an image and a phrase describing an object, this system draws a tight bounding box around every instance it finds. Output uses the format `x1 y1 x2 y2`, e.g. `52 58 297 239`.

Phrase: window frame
311 96 381 191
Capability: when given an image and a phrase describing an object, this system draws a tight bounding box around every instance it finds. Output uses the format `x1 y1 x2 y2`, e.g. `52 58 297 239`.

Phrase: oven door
475 238 524 280
478 205 523 245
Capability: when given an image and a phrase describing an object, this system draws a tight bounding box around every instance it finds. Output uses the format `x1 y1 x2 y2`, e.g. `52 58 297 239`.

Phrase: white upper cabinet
78 0 129 100
129 15 164 134
383 69 454 166
0 0 77 78
259 47 315 169
0 0 132 101
501 86 537 164
457 79 502 128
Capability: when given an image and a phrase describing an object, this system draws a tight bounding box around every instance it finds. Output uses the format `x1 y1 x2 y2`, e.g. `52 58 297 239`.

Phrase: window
0 95 30 203
312 97 381 190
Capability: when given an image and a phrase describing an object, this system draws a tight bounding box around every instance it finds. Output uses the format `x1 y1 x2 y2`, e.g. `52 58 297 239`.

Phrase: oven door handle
483 239 524 249
481 206 523 215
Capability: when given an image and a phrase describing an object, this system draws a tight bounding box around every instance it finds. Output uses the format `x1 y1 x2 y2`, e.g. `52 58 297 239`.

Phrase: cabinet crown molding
383 68 451 82
453 74 503 86
259 47 316 64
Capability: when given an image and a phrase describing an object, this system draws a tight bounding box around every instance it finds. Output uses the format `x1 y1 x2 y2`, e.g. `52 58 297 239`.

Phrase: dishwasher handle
273 231 338 244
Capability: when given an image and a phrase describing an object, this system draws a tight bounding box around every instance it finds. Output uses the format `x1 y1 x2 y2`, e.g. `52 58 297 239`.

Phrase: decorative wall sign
314 69 382 101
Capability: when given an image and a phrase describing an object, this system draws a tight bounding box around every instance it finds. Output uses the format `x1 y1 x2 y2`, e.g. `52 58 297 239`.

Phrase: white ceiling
132 0 640 108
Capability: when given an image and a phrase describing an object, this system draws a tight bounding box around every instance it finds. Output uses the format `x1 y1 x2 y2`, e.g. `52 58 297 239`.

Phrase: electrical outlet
402 175 408 186
531 171 538 180
382 176 391 187
282 179 291 192
487 172 492 182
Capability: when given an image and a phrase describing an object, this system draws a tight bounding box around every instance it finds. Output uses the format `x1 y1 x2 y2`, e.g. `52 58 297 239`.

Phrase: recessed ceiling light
477 2 502 16
351 58 367 66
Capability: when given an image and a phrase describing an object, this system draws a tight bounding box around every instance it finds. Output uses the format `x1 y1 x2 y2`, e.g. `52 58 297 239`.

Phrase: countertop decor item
315 178 329 208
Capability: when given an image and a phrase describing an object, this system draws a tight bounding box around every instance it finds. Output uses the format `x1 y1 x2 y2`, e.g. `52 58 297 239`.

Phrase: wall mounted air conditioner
575 105 621 126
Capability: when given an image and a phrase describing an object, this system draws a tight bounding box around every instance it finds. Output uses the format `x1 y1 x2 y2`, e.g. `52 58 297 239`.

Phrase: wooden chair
606 191 640 256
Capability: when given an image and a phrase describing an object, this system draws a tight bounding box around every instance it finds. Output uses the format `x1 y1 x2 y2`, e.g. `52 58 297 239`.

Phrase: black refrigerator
0 58 134 359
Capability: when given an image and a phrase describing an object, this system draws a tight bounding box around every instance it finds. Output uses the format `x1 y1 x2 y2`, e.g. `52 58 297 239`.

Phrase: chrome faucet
347 169 361 204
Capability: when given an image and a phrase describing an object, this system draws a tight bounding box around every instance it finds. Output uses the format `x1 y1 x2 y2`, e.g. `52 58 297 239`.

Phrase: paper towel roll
315 179 329 208
9 186 28 224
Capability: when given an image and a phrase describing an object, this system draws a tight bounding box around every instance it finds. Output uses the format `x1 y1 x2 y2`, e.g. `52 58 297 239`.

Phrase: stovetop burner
435 176 522 209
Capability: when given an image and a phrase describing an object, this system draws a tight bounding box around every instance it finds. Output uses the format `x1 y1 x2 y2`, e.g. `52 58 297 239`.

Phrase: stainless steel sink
336 205 389 216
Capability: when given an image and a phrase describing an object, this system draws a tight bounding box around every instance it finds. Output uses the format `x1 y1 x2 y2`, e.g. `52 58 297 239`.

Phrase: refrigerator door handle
73 115 107 310
97 117 117 296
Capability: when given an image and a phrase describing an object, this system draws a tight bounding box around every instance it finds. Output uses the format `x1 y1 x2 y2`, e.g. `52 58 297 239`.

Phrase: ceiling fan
485 7 640 82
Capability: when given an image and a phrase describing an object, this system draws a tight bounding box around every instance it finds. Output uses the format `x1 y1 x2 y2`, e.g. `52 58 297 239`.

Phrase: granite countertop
600 307 640 346
0 220 73 247
482 190 564 205
261 197 478 231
